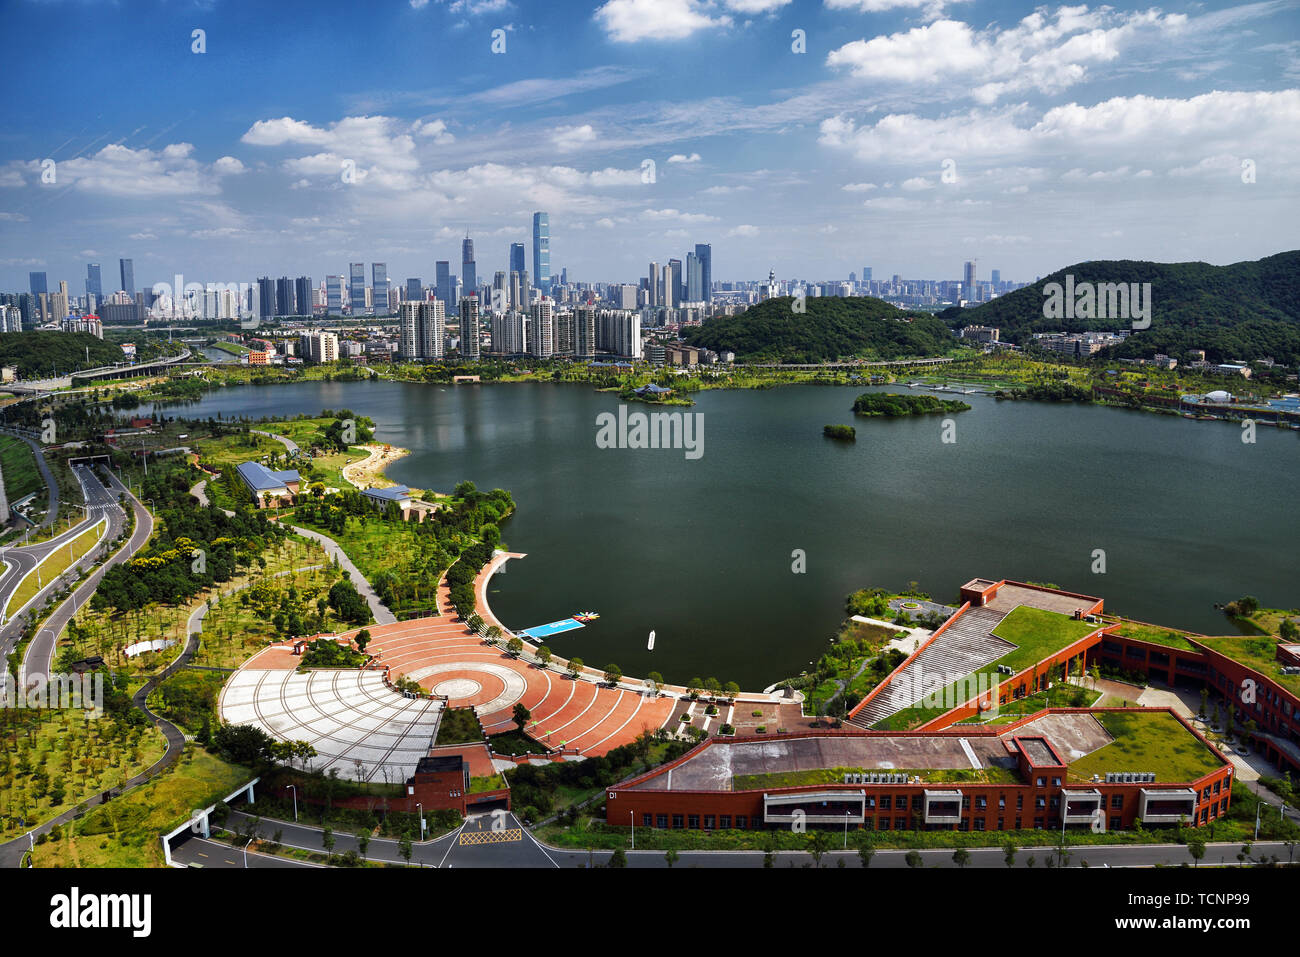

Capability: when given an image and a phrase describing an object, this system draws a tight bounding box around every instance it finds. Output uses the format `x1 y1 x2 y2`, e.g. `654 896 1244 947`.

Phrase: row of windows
649 814 752 830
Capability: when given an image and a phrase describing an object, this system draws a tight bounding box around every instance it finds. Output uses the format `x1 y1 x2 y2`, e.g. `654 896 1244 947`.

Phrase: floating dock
520 618 585 640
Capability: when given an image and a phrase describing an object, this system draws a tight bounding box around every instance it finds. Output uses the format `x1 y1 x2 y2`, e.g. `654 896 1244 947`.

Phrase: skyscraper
647 261 659 307
86 263 102 302
29 271 47 320
529 299 554 358
399 300 445 359
963 261 977 302
435 261 453 308
275 277 294 316
119 258 135 296
532 212 550 288
405 278 422 302
667 259 683 309
459 295 480 358
694 243 712 302
372 263 388 315
575 304 596 359
990 269 1001 292
326 275 343 315
509 242 526 279
295 277 314 316
349 263 366 314
686 252 702 302
461 235 476 301
257 278 275 318
862 266 872 283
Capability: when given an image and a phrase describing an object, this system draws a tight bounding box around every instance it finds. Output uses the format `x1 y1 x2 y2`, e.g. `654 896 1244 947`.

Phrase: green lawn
1111 621 1197 651
1196 635 1300 698
0 434 43 503
991 606 1101 671
6 519 105 617
31 747 251 868
1068 710 1225 784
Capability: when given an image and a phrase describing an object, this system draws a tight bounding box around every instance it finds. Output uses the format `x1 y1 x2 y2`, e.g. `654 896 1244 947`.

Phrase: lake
150 380 1300 688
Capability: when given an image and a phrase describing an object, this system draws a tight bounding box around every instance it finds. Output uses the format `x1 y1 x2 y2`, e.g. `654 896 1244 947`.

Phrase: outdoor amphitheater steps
847 606 1014 729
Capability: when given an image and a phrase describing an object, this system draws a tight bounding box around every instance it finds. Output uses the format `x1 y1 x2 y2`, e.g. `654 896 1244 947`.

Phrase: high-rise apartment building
532 212 550 288
686 253 702 302
257 277 275 318
295 277 314 316
529 299 553 358
575 304 596 360
647 261 660 307
275 277 294 316
459 295 479 358
666 259 683 309
302 331 338 364
29 271 47 320
398 299 445 360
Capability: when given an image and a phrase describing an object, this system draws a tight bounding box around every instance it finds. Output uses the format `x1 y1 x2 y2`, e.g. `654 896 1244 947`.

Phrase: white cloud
551 124 598 152
594 0 730 43
0 212 29 222
412 119 455 144
727 223 759 236
667 152 702 163
3 143 232 198
641 207 719 223
826 8 1189 103
841 182 877 191
900 176 934 191
701 184 752 194
725 0 791 13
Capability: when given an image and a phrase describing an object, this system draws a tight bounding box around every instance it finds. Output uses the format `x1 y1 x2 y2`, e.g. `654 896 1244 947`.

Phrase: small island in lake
823 424 856 441
852 393 972 417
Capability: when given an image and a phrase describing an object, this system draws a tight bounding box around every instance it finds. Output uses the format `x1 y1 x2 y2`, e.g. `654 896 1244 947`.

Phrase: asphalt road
0 429 60 529
196 808 1295 869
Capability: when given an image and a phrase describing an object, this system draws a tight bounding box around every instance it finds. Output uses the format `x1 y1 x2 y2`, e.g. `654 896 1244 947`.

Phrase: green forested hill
0 331 126 378
940 251 1300 364
683 296 957 363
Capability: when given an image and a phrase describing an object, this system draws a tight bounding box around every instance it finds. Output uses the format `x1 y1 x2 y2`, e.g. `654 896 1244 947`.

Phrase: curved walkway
0 428 59 528
284 524 396 625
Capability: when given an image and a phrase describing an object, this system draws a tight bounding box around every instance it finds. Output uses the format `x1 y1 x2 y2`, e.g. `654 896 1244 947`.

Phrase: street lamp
287 784 298 822
630 810 635 850
417 802 425 840
844 810 850 850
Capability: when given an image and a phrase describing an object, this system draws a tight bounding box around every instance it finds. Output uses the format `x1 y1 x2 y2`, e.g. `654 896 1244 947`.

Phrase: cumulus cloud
551 124 598 152
667 152 702 163
594 0 730 43
0 143 234 197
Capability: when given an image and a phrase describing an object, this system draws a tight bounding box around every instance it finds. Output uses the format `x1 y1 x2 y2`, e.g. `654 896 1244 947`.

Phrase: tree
603 663 623 686
609 848 627 868
321 826 335 864
905 850 923 869
484 625 503 645
467 613 484 634
665 848 679 868
537 645 553 668
512 702 531 731
358 833 370 862
568 657 584 679
506 636 524 657
952 847 971 868
856 836 875 868
1003 841 1017 868
398 832 414 866
1188 839 1206 868
808 830 832 868
646 671 664 696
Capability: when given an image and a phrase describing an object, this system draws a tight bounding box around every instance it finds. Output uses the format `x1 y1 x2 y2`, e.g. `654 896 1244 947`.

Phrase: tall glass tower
349 263 366 314
372 263 388 315
86 263 102 301
694 243 712 302
462 235 476 299
435 261 453 307
532 212 550 288
509 242 526 278
119 258 135 296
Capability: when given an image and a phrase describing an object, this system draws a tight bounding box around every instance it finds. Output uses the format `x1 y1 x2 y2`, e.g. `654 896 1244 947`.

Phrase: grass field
0 434 43 503
733 764 1020 791
6 518 105 617
30 747 250 868
991 606 1101 671
1068 710 1225 784
0 704 167 838
1196 635 1300 698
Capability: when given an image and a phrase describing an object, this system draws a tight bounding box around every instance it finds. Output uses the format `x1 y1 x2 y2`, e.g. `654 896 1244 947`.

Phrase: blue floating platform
520 618 585 640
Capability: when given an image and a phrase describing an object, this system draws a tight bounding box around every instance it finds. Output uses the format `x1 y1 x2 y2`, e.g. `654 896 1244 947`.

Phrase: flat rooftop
624 709 1224 793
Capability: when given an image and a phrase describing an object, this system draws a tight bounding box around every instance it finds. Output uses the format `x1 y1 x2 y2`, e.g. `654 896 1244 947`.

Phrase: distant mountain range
685 251 1300 366
942 250 1300 365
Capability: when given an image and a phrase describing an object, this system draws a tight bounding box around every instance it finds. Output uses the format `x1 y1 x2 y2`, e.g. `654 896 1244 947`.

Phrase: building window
865 796 876 809
880 795 892 810
704 815 715 830
1016 795 1024 810
879 818 891 831
961 796 971 810
1036 796 1046 809
688 814 700 829
720 815 731 829
672 814 683 829
974 818 985 831
1052 777 1062 787
997 818 1005 830
976 796 987 810
655 815 667 829
998 795 1006 809
911 796 923 810
958 819 969 831
1050 796 1060 810
1110 816 1121 830
1036 777 1046 788
1014 817 1022 829
1033 817 1044 829
1111 794 1123 809
896 817 908 830
642 814 652 828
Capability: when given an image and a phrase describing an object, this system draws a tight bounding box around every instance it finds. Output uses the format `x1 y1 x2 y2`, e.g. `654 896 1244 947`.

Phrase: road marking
458 828 521 845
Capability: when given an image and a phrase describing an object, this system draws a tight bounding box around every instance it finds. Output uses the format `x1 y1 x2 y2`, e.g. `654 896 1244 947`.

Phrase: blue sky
1 0 1297 292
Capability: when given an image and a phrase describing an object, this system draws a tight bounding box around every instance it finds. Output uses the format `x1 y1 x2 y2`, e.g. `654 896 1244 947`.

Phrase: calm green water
152 381 1300 688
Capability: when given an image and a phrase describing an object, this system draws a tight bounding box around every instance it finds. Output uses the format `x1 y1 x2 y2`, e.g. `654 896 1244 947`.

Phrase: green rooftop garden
1109 620 1198 651
733 764 1020 791
1068 710 1224 784
1196 635 1300 698
869 606 1100 731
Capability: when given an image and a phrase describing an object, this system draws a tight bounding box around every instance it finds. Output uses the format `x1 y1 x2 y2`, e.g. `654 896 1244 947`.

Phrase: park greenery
852 392 971 416
0 331 126 378
822 424 856 440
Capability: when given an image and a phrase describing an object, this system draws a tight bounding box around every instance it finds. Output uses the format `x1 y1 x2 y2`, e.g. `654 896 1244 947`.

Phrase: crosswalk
849 606 1014 728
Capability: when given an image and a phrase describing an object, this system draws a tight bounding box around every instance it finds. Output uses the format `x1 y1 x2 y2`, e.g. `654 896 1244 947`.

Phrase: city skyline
1 0 1297 291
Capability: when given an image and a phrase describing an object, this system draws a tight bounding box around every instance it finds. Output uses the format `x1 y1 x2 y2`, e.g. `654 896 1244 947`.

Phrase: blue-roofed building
361 484 412 510
633 383 673 397
236 461 301 508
